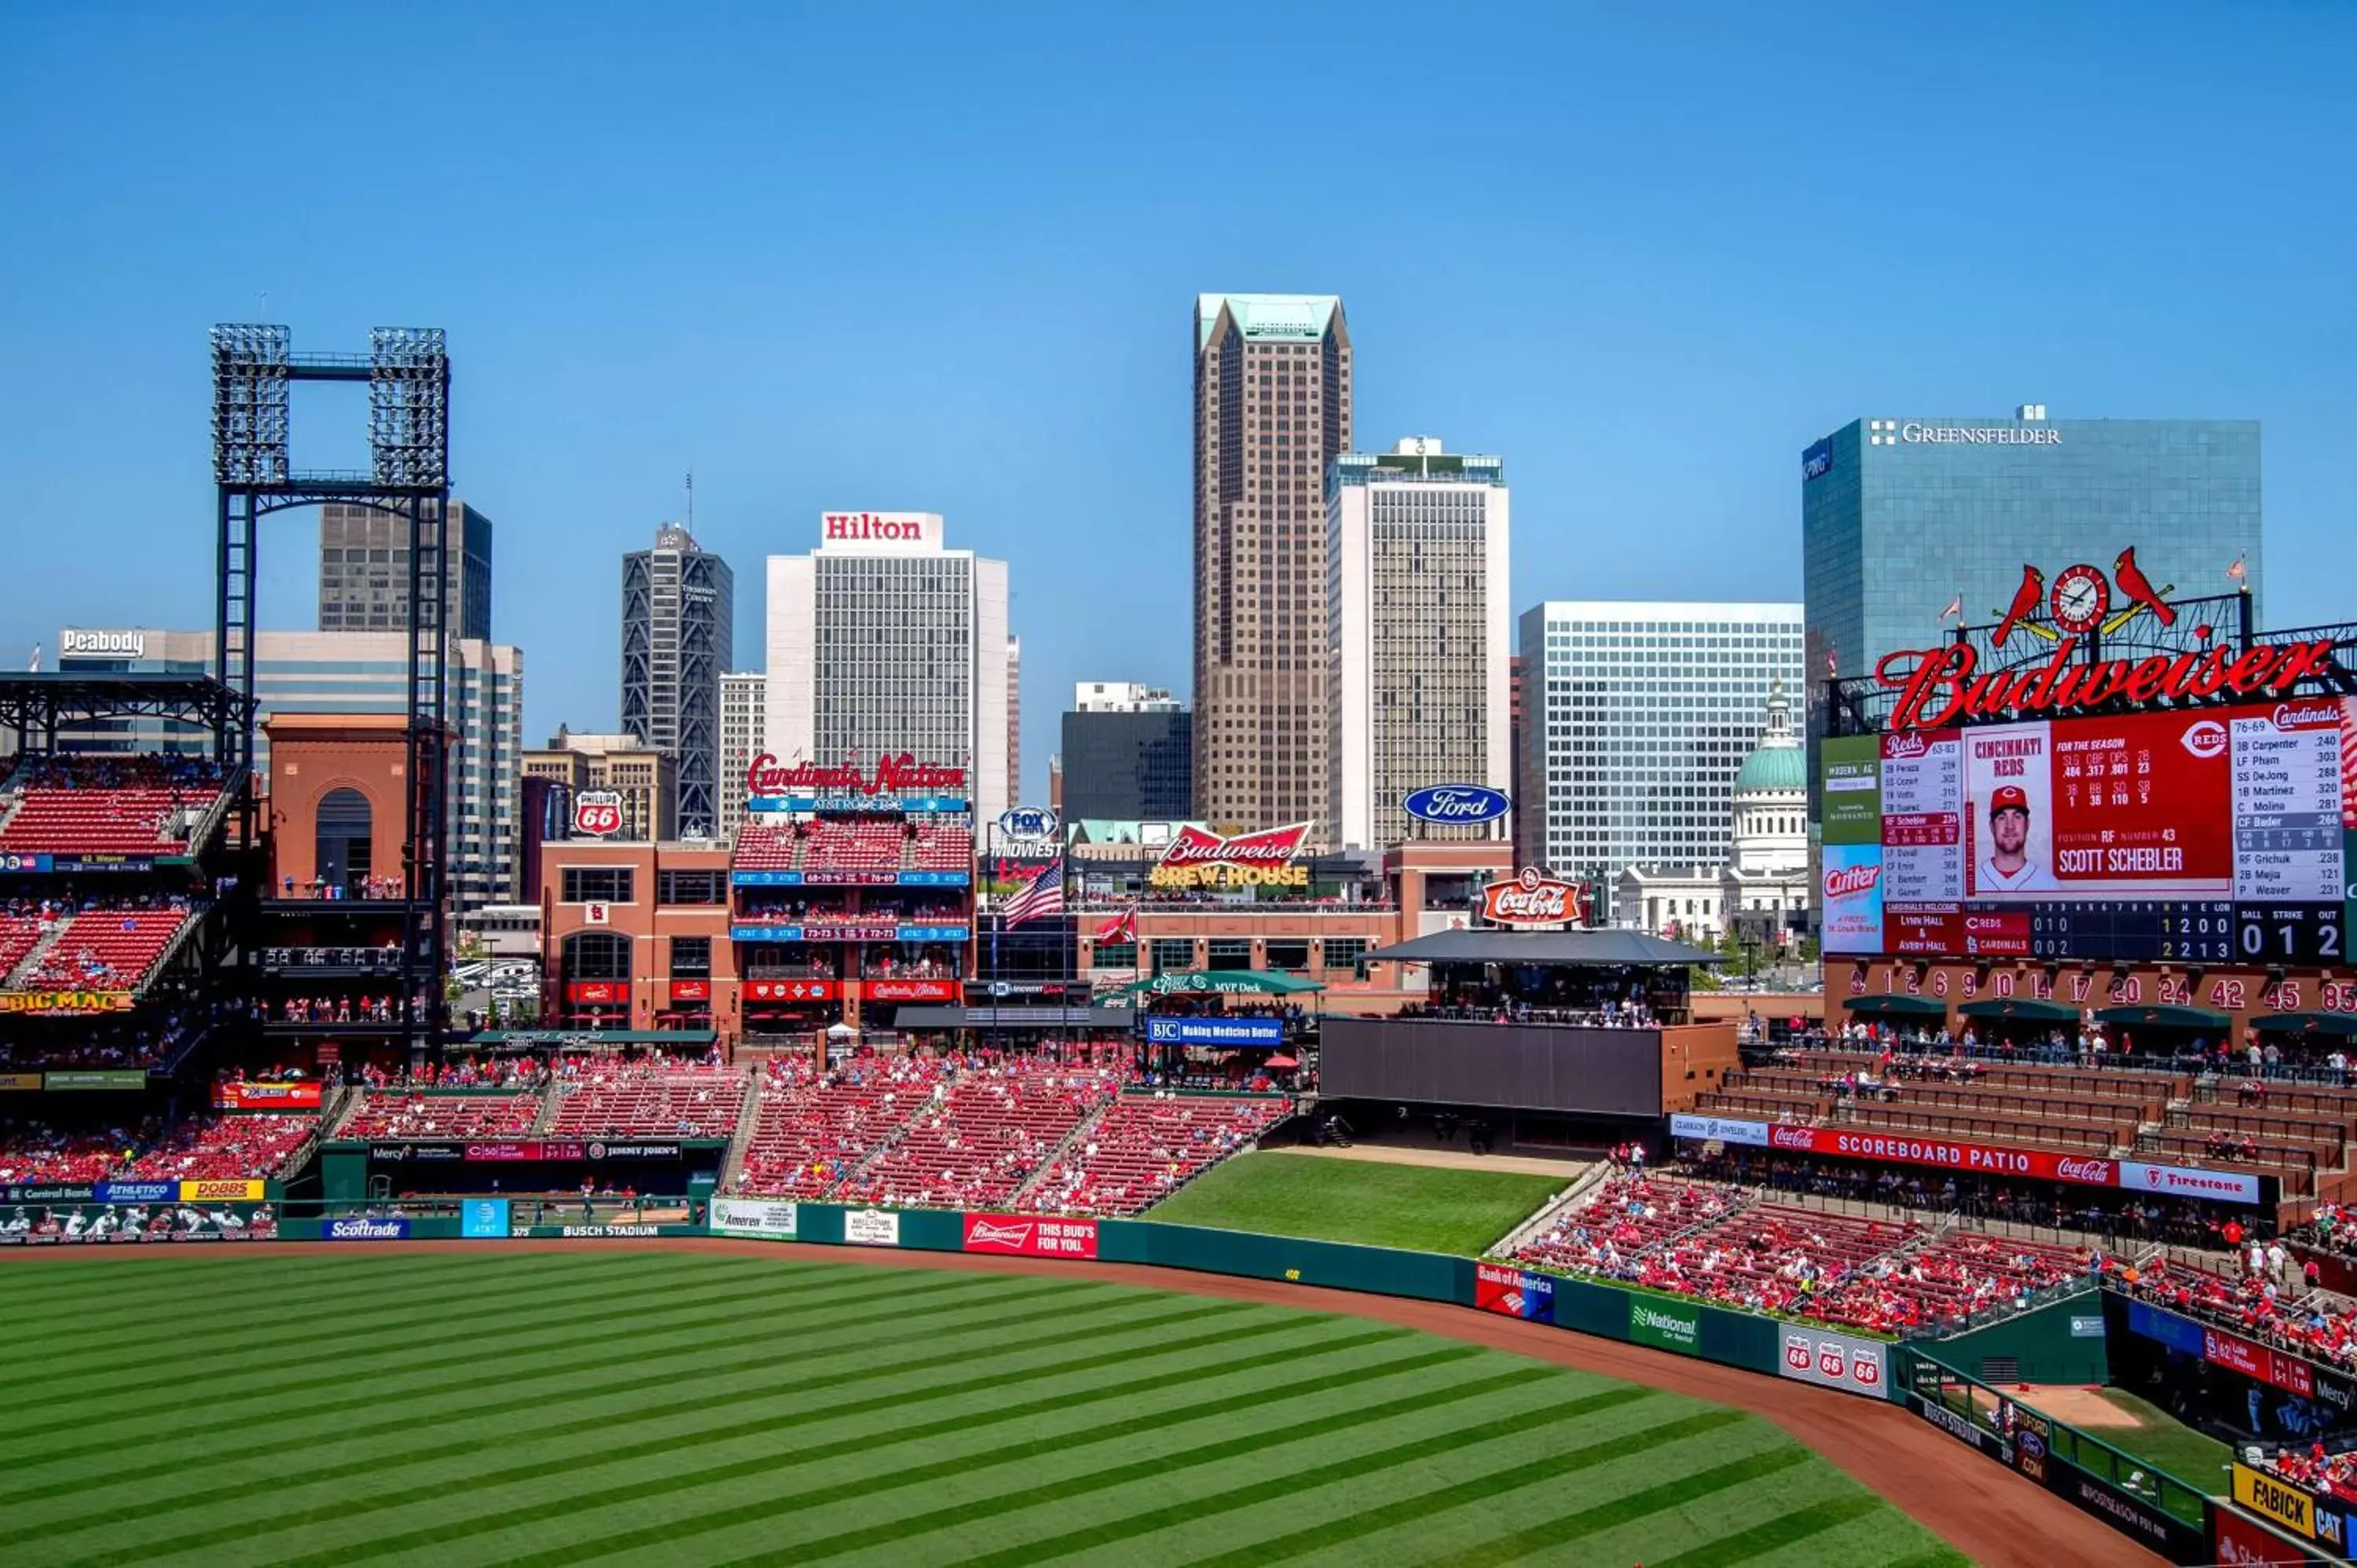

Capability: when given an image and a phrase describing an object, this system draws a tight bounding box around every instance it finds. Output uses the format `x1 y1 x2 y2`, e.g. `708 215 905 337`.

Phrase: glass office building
1517 602 1805 918
1802 412 2263 699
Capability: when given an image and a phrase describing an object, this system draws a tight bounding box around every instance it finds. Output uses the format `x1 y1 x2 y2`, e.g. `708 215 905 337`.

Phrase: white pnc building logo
1867 419 1901 447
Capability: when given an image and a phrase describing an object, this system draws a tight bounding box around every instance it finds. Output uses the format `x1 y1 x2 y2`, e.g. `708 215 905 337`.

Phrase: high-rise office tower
1061 683 1193 822
317 500 493 640
1328 438 1511 850
717 670 765 841
1518 602 1805 919
1006 636 1023 808
621 523 734 838
1192 292 1351 837
764 511 1013 826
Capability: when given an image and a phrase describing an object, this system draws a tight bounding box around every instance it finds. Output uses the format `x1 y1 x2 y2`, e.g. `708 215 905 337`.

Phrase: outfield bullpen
0 1248 1987 1568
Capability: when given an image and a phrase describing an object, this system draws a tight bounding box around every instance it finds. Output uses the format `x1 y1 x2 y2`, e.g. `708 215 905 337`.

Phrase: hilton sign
819 511 943 551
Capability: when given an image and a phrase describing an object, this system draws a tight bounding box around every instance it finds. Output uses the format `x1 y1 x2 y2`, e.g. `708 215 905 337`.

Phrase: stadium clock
2048 563 2110 636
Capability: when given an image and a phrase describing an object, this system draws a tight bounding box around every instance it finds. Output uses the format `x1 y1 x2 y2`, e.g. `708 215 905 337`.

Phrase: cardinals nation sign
1876 548 2339 733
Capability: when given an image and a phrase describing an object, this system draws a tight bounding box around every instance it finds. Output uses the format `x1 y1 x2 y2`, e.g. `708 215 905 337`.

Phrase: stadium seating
734 1055 950 1198
339 1092 541 1139
833 1061 1117 1211
1028 1093 1290 1216
0 911 46 980
20 910 190 992
547 1066 747 1138
1513 1172 2085 1333
734 822 799 871
908 822 973 871
803 818 903 873
0 1119 155 1185
119 1114 314 1181
0 783 223 855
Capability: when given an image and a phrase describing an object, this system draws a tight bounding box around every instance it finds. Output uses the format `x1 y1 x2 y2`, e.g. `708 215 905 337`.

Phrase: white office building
764 511 1011 824
1073 682 1184 713
717 670 765 840
1518 601 1804 919
50 627 525 906
1328 438 1511 851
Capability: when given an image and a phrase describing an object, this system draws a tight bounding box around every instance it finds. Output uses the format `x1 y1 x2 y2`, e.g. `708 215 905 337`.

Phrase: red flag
2227 555 2246 582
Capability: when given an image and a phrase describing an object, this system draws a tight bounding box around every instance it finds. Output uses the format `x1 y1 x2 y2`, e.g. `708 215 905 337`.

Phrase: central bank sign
1868 419 2062 447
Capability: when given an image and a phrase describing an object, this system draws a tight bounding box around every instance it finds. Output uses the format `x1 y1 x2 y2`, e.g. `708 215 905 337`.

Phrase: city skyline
5 5 2352 808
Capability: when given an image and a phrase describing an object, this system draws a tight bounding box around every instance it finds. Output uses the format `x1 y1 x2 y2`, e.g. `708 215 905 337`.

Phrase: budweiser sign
1149 824 1310 890
1878 636 2339 733
1481 868 1586 927
746 753 967 797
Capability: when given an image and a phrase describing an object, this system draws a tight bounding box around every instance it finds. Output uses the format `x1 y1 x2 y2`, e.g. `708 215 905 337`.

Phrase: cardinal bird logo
1992 565 2046 647
2105 546 2178 632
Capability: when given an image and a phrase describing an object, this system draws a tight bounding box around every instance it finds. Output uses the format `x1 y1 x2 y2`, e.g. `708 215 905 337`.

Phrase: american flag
1000 862 1065 927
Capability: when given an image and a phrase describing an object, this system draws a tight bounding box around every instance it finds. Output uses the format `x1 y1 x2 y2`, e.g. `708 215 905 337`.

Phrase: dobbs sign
1150 824 1310 890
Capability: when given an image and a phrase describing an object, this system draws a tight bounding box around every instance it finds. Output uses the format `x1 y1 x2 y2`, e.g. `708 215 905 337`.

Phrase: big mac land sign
1149 824 1310 890
1874 550 2341 733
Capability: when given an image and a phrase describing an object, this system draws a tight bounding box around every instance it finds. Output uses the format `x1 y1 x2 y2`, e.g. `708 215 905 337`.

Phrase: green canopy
2251 1012 2357 1039
1123 969 1325 998
1956 998 2078 1024
2092 1005 2228 1031
1842 994 1950 1018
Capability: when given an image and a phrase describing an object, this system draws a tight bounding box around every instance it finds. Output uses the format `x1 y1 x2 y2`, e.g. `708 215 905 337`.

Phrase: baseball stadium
8 331 2357 1567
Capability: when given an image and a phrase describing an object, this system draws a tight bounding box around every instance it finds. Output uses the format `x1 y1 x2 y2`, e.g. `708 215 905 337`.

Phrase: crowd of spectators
832 1057 1120 1211
0 1117 157 1185
2294 1203 2357 1264
0 1009 197 1071
2107 1253 2354 1368
5 754 219 791
280 994 401 1025
1514 1171 2092 1334
277 873 405 901
339 1091 540 1140
1029 1090 1290 1216
1824 1017 2352 1084
117 1114 313 1182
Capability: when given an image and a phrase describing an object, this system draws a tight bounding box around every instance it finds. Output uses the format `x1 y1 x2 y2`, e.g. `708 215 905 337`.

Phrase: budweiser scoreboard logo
1149 823 1310 889
1481 868 1586 927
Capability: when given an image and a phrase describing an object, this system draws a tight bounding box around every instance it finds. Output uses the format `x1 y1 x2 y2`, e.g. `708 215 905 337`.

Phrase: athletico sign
962 1213 1098 1259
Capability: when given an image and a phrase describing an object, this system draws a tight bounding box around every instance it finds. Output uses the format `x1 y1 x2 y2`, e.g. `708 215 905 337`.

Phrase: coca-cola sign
1480 868 1587 928
745 753 968 798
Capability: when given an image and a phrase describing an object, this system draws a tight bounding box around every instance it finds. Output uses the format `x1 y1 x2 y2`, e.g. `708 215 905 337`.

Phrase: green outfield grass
2084 1389 2237 1490
0 1250 1965 1568
1142 1150 1566 1256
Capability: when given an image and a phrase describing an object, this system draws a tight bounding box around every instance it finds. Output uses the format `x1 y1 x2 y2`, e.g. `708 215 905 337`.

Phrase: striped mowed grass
0 1250 1967 1567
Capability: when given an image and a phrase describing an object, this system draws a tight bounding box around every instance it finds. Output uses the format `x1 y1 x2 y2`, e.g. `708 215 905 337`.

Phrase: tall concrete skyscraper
1328 438 1511 851
621 523 734 837
1192 292 1351 837
318 500 493 640
717 670 765 841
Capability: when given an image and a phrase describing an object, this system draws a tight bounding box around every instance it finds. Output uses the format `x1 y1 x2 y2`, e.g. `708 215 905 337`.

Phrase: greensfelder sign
1628 1296 1701 1354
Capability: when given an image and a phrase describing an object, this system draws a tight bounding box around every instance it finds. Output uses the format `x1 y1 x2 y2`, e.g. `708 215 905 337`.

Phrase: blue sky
2 2 2350 800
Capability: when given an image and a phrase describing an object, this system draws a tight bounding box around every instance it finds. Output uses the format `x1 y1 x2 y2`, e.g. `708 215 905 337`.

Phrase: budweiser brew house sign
1149 824 1310 890
1875 550 2339 733
1482 869 1588 928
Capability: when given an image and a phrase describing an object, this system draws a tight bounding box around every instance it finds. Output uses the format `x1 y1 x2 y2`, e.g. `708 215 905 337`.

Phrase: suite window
561 866 634 904
669 936 712 979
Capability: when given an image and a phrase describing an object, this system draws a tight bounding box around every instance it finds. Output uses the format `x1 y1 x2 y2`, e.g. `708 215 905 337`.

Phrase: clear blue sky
2 2 2350 800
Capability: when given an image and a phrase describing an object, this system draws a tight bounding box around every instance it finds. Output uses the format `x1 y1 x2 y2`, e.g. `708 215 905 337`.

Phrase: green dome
1734 742 1806 795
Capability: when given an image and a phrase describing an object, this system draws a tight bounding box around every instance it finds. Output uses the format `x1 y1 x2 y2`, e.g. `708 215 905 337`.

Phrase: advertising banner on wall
1777 1326 1886 1398
1143 1017 1285 1047
461 1199 511 1239
843 1208 901 1247
1627 1296 1700 1354
180 1179 264 1203
711 1199 801 1240
324 1216 412 1241
2233 1463 2347 1547
1473 1262 1556 1324
1820 735 1884 845
1820 845 1885 954
1668 1113 1770 1148
962 1213 1098 1258
214 1081 324 1111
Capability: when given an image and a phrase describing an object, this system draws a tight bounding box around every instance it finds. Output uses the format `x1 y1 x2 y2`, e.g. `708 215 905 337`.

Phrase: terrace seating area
0 783 223 856
1029 1092 1292 1217
19 909 190 992
339 1092 541 1140
0 910 45 980
803 818 904 872
0 1118 158 1186
1512 1172 2088 1333
2113 1258 2357 1371
733 1054 951 1197
119 1114 314 1181
547 1065 747 1139
733 822 799 871
908 822 972 871
832 1061 1118 1211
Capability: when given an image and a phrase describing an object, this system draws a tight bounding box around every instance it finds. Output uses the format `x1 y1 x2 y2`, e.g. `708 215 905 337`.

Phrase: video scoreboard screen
1823 698 2355 966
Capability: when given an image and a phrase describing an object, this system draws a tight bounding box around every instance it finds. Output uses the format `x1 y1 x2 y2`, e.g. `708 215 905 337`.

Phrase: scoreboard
1823 698 2355 967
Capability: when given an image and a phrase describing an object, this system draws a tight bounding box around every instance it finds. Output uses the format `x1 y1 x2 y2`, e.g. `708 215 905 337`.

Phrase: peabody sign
1481 868 1587 927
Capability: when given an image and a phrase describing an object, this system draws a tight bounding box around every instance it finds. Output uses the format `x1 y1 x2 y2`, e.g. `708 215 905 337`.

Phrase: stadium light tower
211 323 453 1050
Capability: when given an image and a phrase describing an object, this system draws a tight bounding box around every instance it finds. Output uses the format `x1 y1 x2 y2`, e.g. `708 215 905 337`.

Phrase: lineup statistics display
1823 698 2355 966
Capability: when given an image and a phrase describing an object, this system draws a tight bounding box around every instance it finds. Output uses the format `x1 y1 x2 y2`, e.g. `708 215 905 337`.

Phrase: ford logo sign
1402 785 1510 825
998 806 1060 841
